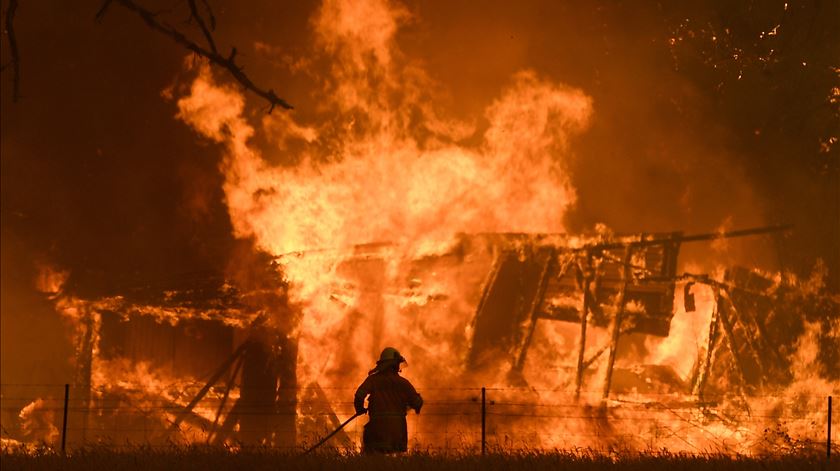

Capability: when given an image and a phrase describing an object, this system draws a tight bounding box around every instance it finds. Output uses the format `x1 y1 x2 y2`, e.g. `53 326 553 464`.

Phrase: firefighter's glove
355 407 367 415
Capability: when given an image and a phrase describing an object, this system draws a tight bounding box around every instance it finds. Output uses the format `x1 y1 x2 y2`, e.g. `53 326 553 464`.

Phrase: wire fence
0 383 835 457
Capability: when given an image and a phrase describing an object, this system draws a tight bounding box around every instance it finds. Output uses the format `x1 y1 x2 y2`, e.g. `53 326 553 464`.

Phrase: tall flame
174 0 594 417
176 0 591 271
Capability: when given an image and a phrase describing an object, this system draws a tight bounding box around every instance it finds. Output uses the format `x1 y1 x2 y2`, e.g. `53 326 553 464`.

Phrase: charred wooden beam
602 246 633 400
168 340 250 433
467 249 547 368
576 224 791 252
719 289 765 386
207 353 245 443
471 254 503 329
713 290 751 401
513 249 556 373
163 399 217 437
310 382 353 448
211 397 243 445
692 302 721 399
582 328 633 371
574 251 594 399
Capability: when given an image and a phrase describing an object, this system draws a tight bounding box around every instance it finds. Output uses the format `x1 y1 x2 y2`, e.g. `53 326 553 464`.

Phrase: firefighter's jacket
354 370 423 453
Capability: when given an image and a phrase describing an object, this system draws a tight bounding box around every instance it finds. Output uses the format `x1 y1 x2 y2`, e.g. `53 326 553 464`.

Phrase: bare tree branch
187 0 216 54
99 0 292 112
3 0 21 102
199 0 215 31
95 0 114 22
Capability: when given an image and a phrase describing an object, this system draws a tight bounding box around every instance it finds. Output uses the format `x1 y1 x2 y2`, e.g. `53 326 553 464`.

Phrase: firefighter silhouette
354 347 423 453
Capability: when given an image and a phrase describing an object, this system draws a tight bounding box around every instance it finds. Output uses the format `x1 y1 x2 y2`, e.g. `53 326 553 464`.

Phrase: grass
0 446 834 471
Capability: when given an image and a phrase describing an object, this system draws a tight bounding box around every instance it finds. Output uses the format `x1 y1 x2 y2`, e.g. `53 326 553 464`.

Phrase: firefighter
354 347 423 453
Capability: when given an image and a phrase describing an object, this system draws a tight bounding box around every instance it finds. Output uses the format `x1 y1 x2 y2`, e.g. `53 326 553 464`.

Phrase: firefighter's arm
411 393 424 414
354 378 371 414
404 380 423 414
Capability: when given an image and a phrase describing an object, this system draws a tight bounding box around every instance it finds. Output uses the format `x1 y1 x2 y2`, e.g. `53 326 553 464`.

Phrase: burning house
38 224 836 451
3 0 838 458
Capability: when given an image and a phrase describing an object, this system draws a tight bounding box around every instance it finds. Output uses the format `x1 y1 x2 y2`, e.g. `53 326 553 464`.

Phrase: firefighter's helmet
378 347 406 364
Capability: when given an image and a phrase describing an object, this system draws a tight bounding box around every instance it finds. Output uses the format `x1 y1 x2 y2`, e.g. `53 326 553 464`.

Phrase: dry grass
0 446 833 471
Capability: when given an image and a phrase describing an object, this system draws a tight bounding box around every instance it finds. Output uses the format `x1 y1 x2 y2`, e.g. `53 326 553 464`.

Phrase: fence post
481 387 486 455
829 395 832 461
61 384 69 454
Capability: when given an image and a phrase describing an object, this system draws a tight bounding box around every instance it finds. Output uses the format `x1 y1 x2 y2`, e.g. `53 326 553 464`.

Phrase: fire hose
301 411 364 455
